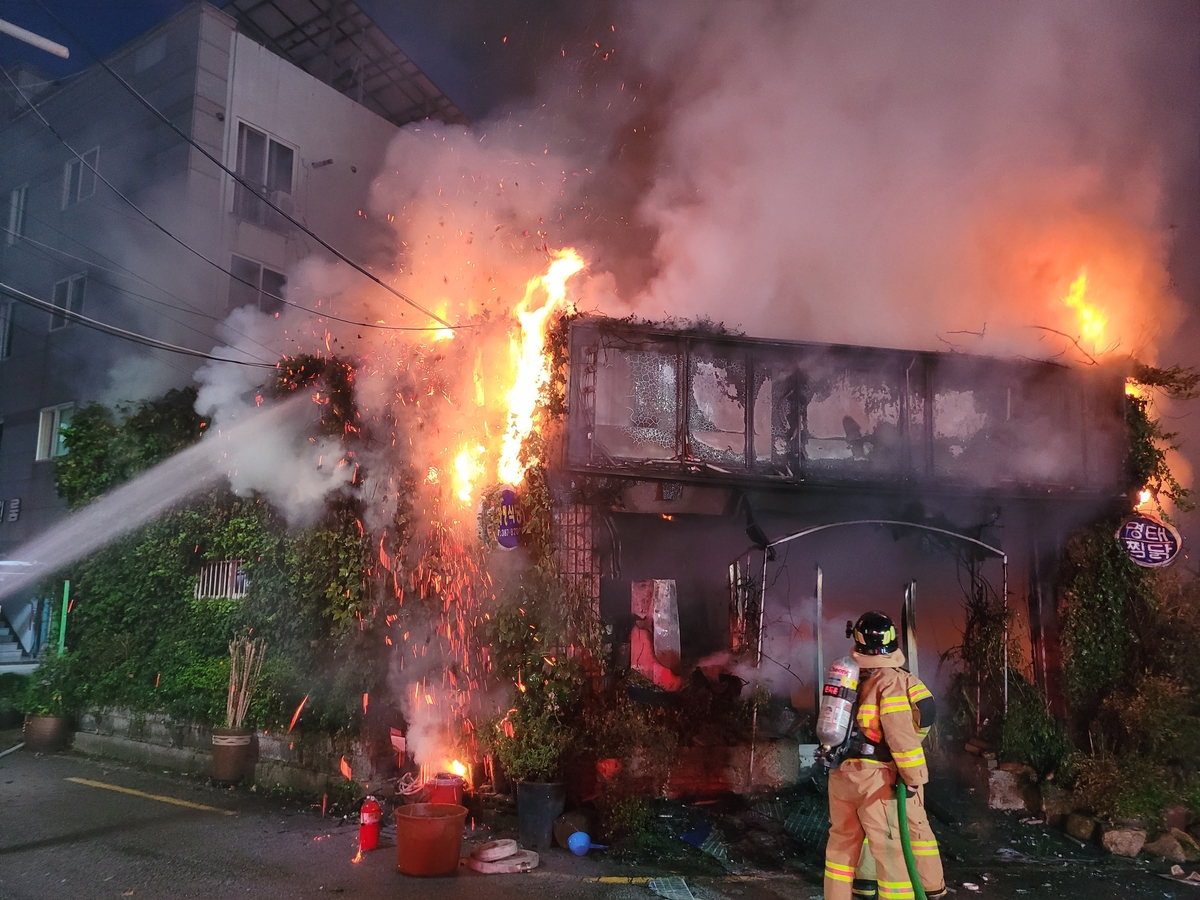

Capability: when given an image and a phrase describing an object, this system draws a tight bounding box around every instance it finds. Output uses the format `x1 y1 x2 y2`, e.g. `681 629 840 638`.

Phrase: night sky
0 0 610 119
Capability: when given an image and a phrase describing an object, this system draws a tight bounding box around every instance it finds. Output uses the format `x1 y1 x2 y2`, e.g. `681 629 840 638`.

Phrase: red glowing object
359 796 382 852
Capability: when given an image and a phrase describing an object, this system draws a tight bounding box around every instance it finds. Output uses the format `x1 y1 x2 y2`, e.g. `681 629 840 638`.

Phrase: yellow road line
65 777 236 815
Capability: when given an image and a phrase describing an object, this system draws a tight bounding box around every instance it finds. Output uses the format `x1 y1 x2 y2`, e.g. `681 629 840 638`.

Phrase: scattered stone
1101 827 1147 857
1145 834 1187 863
986 758 998 770
1066 813 1097 842
1172 828 1200 862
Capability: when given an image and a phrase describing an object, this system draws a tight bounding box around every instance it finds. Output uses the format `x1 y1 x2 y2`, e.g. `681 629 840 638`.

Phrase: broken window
592 345 680 461
688 353 746 465
801 356 907 477
931 361 1083 484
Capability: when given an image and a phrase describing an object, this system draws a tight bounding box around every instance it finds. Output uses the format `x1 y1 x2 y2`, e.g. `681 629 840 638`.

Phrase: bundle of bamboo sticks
226 638 266 730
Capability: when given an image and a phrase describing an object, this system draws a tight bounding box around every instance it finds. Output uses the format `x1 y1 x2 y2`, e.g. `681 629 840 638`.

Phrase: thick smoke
614 1 1191 361
180 2 1198 747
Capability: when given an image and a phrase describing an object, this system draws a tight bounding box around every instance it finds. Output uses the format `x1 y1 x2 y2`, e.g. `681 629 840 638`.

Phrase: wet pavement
0 728 1195 900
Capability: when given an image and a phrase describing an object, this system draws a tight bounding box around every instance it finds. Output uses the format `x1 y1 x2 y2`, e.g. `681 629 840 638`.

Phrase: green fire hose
896 783 928 900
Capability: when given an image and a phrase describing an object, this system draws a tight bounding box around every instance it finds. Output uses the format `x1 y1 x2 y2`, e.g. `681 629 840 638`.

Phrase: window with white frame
35 403 73 460
63 148 99 208
229 255 286 315
0 301 14 358
6 185 26 244
50 274 85 330
194 559 248 600
233 123 293 226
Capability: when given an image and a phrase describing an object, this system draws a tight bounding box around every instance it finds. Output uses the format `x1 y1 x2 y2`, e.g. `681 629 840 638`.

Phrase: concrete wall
74 707 378 795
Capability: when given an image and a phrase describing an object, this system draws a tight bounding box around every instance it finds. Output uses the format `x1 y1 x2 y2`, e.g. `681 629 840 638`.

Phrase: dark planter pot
23 714 70 752
517 781 566 852
210 728 253 783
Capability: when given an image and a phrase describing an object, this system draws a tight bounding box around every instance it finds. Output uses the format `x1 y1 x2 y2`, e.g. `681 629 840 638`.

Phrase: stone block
989 765 1037 812
1066 813 1097 842
1145 834 1187 862
1102 827 1147 857
1170 828 1200 862
1165 804 1189 832
1040 783 1075 824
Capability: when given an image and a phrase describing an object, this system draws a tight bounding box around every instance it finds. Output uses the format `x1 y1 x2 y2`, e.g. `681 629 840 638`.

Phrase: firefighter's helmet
852 611 898 655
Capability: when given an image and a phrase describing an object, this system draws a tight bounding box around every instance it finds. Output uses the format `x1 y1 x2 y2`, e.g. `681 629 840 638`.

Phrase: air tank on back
816 656 861 751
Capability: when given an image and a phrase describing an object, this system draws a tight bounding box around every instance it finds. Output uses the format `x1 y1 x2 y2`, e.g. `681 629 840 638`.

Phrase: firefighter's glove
905 785 918 797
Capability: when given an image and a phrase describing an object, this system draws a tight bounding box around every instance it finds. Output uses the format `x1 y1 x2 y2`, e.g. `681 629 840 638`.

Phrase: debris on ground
465 839 539 873
1161 865 1200 887
648 876 697 900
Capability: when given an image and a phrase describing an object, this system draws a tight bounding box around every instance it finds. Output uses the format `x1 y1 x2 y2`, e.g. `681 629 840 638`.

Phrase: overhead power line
35 0 455 330
0 280 277 368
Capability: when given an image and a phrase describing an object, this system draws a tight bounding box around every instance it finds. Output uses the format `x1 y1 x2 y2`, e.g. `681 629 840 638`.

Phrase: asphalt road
0 733 1195 900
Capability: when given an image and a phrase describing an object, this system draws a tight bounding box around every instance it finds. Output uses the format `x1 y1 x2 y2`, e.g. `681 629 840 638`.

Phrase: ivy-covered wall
50 379 378 735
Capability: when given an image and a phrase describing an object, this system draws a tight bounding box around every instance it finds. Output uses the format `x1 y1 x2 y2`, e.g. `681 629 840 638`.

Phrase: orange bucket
395 803 467 877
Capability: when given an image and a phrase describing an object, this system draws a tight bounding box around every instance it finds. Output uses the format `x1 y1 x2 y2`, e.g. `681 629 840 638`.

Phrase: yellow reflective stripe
894 748 926 768
878 882 916 899
882 695 909 705
847 757 890 765
911 839 938 847
880 699 911 713
825 861 856 882
908 683 933 701
913 847 941 856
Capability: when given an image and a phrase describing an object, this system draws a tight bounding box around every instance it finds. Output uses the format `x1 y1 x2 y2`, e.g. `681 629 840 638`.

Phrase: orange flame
498 249 585 485
362 692 369 715
452 445 486 506
449 759 467 778
340 756 353 781
1061 269 1107 350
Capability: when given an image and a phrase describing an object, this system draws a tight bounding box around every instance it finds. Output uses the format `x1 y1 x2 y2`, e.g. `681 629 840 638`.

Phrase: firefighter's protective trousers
853 785 945 894
824 761 913 900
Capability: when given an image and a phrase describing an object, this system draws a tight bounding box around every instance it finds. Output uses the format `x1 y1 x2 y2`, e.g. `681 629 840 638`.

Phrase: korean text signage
496 485 521 551
1117 514 1181 568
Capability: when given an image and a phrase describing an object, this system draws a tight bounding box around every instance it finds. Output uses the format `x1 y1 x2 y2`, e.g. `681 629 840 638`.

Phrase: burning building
555 315 1131 719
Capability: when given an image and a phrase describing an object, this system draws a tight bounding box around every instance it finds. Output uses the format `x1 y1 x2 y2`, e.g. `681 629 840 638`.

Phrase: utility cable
34 0 455 329
0 280 277 368
4 224 284 363
1 65 473 335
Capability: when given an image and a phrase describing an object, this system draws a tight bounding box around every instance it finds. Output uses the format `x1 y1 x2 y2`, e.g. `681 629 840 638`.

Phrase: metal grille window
194 559 248 600
554 503 600 612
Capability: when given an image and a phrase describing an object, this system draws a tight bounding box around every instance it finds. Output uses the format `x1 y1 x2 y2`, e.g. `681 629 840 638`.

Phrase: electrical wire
0 280 277 368
1 65 476 335
4 223 284 363
33 0 459 331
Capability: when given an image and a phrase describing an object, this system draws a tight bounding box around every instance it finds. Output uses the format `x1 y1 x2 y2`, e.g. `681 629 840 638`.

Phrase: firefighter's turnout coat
824 649 942 900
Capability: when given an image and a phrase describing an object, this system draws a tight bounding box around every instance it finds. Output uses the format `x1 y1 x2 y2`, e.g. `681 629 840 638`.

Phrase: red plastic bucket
395 803 467 877
428 773 464 805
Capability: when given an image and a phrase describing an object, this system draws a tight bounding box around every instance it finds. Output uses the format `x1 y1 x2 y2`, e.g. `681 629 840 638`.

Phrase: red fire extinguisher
359 796 381 851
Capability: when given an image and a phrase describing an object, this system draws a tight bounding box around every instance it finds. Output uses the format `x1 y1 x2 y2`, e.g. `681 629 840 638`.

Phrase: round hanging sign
1116 514 1182 568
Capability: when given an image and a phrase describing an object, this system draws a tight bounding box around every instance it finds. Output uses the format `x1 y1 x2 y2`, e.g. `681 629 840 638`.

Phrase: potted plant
211 638 265 783
493 704 577 852
20 653 77 752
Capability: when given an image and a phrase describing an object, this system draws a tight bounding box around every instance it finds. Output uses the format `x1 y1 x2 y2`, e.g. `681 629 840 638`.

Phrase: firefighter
823 612 944 900
850 670 945 899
